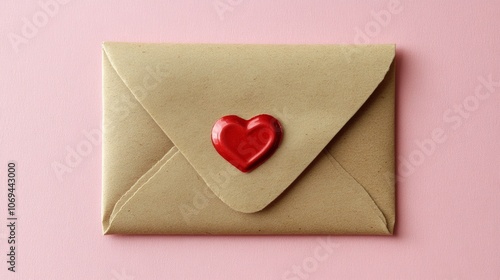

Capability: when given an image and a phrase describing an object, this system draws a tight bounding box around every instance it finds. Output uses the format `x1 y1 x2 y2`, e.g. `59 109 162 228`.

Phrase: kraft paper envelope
101 43 396 235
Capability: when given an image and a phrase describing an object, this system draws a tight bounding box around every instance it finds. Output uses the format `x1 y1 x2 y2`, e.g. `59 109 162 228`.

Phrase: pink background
1 0 499 279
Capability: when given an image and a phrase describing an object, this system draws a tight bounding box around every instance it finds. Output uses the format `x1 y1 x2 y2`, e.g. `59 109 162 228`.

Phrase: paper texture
102 43 396 235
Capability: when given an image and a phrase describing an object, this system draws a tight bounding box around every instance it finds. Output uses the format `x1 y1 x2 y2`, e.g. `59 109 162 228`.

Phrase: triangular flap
102 43 395 213
106 150 391 235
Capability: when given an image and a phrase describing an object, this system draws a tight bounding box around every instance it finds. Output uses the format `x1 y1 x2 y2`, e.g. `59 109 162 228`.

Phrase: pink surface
0 0 499 279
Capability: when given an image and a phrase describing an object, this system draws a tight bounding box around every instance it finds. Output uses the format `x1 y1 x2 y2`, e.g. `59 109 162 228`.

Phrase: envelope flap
102 43 395 213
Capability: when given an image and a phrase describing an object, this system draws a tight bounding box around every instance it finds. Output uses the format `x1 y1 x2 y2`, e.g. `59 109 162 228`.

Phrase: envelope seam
324 150 390 234
107 146 179 223
105 149 181 234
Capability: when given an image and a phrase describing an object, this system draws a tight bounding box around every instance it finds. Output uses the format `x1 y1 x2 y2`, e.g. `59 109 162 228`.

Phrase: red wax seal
211 114 283 173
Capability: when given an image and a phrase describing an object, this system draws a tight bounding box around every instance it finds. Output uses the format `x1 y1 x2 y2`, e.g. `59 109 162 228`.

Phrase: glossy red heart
211 114 283 172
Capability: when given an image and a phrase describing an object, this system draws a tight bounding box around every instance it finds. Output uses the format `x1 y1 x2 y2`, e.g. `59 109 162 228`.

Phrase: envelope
101 43 396 235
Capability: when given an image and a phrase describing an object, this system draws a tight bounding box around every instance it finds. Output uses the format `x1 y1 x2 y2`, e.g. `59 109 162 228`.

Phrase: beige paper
102 43 396 235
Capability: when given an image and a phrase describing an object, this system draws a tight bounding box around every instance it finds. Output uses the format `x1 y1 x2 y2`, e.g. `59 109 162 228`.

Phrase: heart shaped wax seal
211 114 283 172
